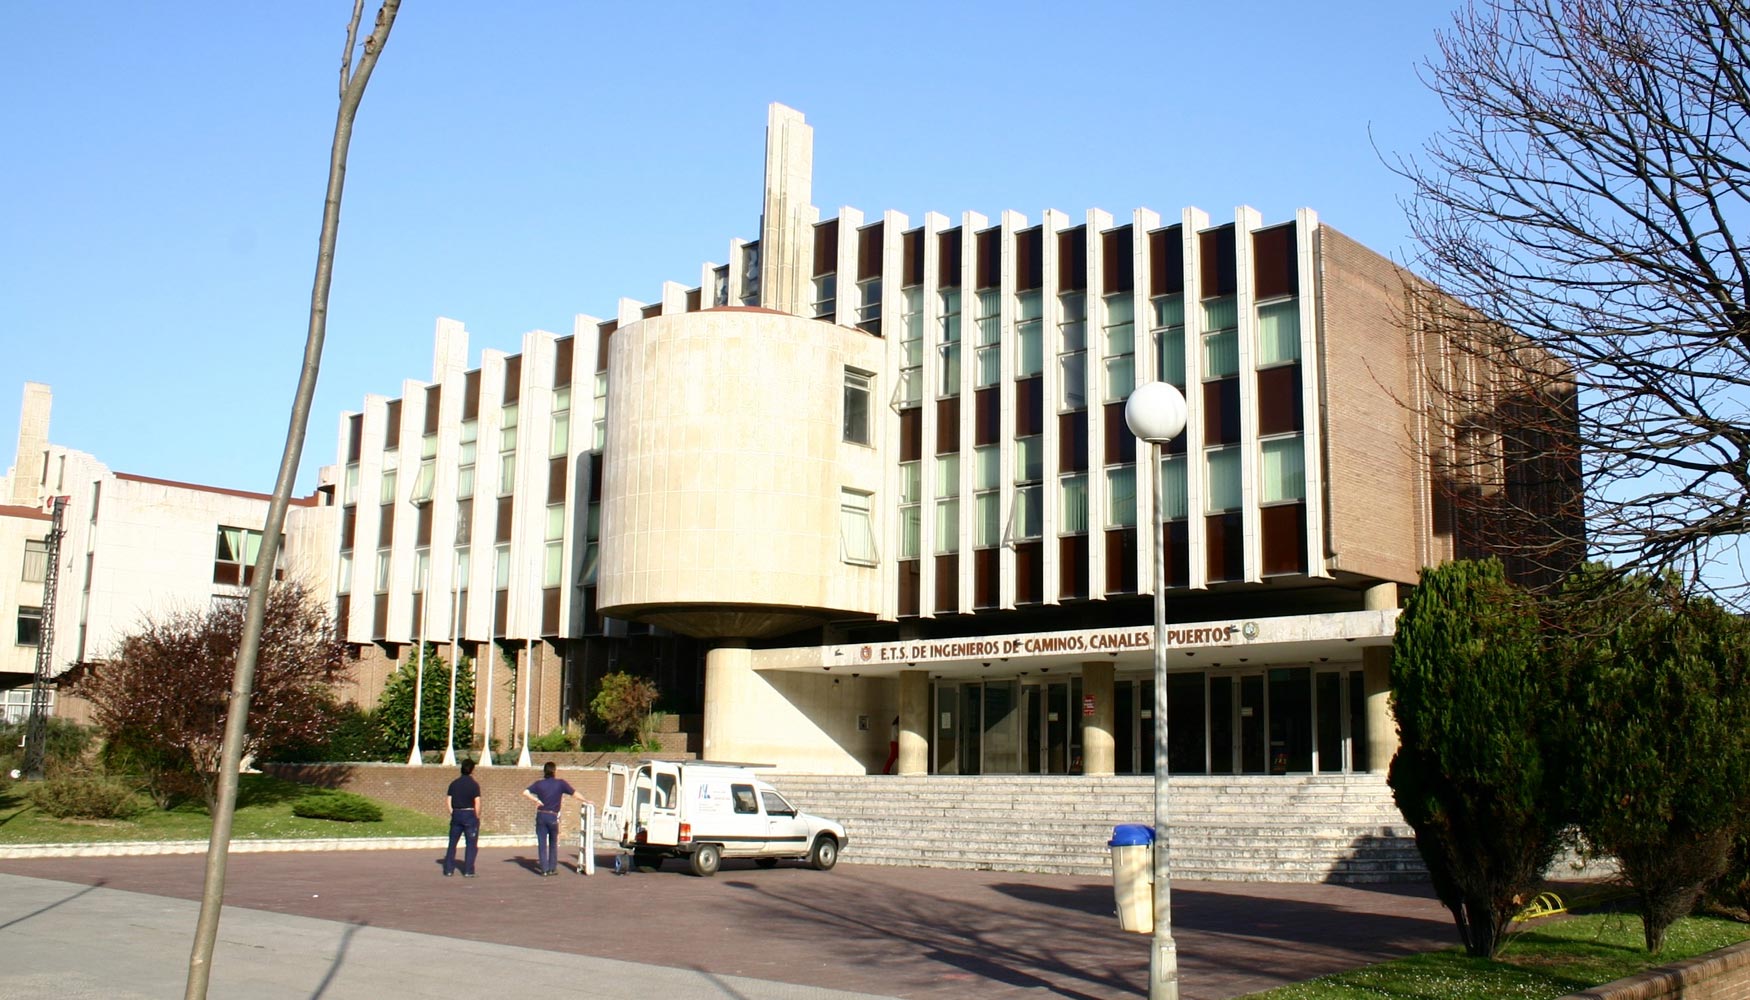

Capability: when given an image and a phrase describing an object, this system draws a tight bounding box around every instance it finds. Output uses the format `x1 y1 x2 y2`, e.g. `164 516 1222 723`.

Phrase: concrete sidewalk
0 849 1457 999
0 872 893 999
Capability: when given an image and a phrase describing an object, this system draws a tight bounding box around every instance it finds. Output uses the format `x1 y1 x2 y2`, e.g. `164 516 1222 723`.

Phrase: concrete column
1363 582 1399 772
1081 661 1116 776
702 641 753 763
898 670 929 776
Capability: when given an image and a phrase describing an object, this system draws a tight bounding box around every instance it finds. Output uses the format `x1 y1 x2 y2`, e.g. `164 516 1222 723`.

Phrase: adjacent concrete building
331 104 1579 776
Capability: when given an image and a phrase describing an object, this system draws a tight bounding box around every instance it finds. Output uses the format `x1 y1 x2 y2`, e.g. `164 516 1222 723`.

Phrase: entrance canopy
748 609 1398 681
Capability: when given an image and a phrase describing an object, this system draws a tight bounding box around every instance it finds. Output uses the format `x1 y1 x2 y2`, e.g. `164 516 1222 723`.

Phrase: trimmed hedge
291 789 384 823
26 776 147 820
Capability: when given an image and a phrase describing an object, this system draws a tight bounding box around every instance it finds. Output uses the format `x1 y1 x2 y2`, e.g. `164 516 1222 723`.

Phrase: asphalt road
0 847 1456 999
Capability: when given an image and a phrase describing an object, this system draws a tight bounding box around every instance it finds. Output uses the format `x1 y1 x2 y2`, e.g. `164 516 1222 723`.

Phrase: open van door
601 763 631 844
642 760 683 847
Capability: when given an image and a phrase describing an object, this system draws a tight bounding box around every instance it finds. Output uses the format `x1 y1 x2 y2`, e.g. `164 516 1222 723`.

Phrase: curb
0 834 529 860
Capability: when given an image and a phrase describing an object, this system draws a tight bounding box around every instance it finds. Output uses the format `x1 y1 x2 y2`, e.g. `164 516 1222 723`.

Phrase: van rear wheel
689 844 722 877
809 836 839 871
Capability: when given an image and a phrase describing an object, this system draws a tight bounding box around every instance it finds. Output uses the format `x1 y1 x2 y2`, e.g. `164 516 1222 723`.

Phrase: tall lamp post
407 555 428 767
442 513 467 767
1125 380 1188 1000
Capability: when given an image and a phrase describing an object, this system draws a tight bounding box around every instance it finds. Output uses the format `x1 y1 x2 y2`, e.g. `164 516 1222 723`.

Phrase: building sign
853 622 1249 666
1082 695 1095 717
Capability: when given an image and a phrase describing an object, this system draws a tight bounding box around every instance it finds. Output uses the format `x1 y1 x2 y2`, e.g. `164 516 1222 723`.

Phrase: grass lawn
1242 908 1750 1000
0 774 446 844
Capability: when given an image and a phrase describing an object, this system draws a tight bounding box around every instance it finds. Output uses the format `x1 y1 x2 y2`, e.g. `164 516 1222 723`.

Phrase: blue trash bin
1108 824 1155 933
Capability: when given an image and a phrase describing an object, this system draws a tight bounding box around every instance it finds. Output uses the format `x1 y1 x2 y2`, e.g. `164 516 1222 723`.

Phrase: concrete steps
766 772 1426 883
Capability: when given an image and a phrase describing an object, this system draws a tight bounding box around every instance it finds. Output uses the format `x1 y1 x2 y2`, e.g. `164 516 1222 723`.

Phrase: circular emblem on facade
1242 621 1260 640
860 646 872 662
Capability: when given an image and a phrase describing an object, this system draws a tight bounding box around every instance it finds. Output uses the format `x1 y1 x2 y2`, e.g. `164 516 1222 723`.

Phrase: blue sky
2 2 1456 495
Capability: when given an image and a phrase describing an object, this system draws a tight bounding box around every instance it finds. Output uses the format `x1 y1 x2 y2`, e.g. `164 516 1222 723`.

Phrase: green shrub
591 672 659 742
26 775 147 820
0 719 95 779
291 789 383 823
270 703 396 763
528 726 578 753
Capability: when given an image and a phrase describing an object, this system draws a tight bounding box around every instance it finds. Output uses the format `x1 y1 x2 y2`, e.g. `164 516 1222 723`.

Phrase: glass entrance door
1240 673 1268 773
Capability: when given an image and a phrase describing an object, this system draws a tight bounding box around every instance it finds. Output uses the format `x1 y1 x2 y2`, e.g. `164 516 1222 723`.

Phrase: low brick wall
1563 940 1750 1000
262 761 626 840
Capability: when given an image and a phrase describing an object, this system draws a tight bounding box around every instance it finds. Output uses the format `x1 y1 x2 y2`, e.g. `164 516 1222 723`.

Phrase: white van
600 760 848 877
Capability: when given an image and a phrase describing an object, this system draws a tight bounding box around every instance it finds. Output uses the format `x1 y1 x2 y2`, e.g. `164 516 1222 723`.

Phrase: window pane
939 343 961 396
1207 447 1242 512
499 454 516 494
550 415 569 458
413 461 435 501
1261 436 1306 502
843 369 872 444
976 345 1001 387
1012 485 1042 540
1202 296 1237 332
1106 466 1136 527
422 432 438 459
375 550 391 592
1156 326 1185 386
840 490 877 565
1258 299 1301 364
457 465 475 498
1015 435 1043 483
1160 454 1188 521
553 386 571 413
900 461 921 503
494 544 510 589
1060 351 1086 410
379 469 397 505
935 454 959 498
546 503 565 541
544 541 563 588
1060 474 1089 534
1017 321 1043 377
900 504 921 559
976 290 1000 345
1104 354 1135 402
938 289 961 342
974 492 1000 547
935 498 960 554
343 464 359 505
1059 292 1086 350
975 445 999 490
1203 330 1239 378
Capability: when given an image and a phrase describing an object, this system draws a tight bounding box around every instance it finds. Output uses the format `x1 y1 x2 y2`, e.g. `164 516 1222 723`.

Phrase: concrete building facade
332 104 1578 775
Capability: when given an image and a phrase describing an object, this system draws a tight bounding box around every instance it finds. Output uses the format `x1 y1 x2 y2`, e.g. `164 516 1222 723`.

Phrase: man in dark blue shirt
443 759 482 878
522 761 577 876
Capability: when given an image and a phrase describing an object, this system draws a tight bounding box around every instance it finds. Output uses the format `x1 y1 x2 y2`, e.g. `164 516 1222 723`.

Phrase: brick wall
263 761 614 839
1316 225 1441 585
1563 940 1750 1000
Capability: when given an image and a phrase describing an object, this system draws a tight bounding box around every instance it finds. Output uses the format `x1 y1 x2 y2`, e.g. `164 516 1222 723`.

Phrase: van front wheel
689 844 722 877
809 836 839 871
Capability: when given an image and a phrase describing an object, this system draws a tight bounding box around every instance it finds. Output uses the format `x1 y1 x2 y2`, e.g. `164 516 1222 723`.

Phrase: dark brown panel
595 320 618 372
934 553 959 613
685 288 701 312
1257 363 1304 436
1105 528 1138 594
554 339 574 389
496 496 514 539
813 219 839 276
373 594 389 640
587 453 603 503
378 503 394 541
548 457 567 504
213 562 240 586
1014 378 1043 437
1057 227 1087 292
463 371 481 420
1203 378 1242 445
503 356 522 403
974 388 1000 446
973 548 999 608
1149 226 1184 296
902 228 924 286
581 587 598 635
936 397 961 454
346 414 363 462
1103 402 1137 464
416 503 432 547
975 228 1001 289
898 560 920 617
899 407 923 463
1206 511 1244 582
1016 228 1043 291
411 594 424 635
494 589 508 634
640 302 662 319
1162 519 1191 589
424 386 441 434
335 595 350 632
1014 541 1043 604
1058 534 1089 600
1252 223 1298 300
1261 501 1308 576
1199 226 1237 296
1101 225 1134 294
542 588 561 635
340 506 357 551
1059 412 1089 472
384 400 402 450
938 229 962 287
858 222 884 281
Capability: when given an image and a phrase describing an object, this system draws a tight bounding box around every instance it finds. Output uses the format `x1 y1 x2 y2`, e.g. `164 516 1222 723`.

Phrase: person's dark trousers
445 810 480 876
535 811 560 874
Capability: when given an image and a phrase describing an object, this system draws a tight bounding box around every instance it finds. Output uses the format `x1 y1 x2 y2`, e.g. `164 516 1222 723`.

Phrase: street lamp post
478 562 497 767
1125 380 1188 1000
442 554 460 767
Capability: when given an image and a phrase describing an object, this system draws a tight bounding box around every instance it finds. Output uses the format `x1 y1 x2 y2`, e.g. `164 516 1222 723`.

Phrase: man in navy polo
443 759 482 877
522 761 577 876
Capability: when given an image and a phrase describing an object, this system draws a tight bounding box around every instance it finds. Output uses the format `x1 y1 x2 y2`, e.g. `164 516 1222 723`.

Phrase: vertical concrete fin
12 382 51 505
760 103 815 315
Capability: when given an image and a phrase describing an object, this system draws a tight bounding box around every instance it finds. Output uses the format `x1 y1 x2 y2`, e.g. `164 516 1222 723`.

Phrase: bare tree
185 3 399 997
1399 0 1750 607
